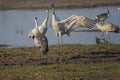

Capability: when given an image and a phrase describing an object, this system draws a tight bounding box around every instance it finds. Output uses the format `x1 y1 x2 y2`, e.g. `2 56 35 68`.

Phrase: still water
0 6 120 47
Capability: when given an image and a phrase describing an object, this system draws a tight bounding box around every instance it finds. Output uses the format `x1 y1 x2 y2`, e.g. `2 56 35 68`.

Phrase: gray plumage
96 22 120 42
37 34 48 54
28 17 48 54
95 10 110 23
61 14 95 34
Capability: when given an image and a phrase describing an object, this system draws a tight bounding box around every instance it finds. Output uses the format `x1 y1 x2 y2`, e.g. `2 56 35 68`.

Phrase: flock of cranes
28 3 120 54
51 4 95 46
95 9 120 44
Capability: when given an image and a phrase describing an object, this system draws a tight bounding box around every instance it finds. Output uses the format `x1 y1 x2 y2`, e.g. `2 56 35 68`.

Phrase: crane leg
59 33 63 51
60 37 63 51
108 33 110 43
59 34 63 45
57 37 60 49
106 32 110 44
101 32 105 39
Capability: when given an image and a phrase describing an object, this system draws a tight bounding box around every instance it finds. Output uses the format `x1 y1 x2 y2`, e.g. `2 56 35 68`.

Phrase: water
0 6 120 47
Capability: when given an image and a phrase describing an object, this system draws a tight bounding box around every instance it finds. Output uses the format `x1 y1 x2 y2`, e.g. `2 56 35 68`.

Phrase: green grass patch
0 44 120 79
0 63 120 80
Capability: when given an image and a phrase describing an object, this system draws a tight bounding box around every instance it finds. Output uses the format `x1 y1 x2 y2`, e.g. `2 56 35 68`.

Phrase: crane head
51 0 54 8
95 16 99 23
51 3 54 8
34 17 37 20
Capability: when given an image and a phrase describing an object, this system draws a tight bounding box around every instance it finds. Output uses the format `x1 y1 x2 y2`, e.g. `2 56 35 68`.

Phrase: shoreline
0 1 120 10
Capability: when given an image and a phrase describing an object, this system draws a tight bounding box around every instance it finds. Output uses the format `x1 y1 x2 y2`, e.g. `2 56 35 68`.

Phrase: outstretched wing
60 14 95 33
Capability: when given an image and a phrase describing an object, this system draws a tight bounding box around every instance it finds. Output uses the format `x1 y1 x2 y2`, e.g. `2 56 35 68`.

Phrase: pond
0 6 120 47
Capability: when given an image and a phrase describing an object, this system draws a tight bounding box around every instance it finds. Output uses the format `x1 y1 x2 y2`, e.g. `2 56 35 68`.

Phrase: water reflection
0 6 120 47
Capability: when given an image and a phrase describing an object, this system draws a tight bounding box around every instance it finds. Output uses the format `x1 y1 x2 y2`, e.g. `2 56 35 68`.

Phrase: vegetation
0 0 120 10
0 44 120 80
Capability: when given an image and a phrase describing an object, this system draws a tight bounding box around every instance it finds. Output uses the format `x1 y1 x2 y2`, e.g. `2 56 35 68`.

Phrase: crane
95 10 111 39
96 22 120 43
51 3 95 46
95 9 110 24
28 17 48 55
28 10 49 38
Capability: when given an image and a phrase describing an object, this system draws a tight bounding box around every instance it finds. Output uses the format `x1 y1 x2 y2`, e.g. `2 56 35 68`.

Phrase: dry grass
0 0 120 10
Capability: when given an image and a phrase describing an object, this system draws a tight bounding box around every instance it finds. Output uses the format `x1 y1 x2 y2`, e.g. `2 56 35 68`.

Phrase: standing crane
51 3 95 46
96 22 120 43
28 15 49 54
95 10 111 39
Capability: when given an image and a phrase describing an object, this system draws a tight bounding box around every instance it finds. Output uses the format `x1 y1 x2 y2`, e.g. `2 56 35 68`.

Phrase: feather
60 14 95 33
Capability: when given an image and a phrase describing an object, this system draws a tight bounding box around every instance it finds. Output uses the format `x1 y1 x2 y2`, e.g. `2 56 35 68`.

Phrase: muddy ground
0 51 120 66
0 45 120 80
0 45 120 66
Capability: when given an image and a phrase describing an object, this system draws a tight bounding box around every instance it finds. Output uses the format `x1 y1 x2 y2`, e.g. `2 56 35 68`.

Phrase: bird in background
95 9 110 24
96 37 108 44
28 9 49 38
96 21 120 43
51 2 95 46
95 9 111 39
28 16 49 55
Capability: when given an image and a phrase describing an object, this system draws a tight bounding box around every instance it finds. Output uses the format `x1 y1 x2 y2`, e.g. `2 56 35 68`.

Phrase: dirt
0 45 120 80
0 50 120 66
0 0 120 10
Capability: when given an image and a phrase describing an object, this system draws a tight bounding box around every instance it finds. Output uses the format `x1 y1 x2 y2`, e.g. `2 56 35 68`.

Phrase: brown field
0 45 120 66
0 44 120 80
0 0 120 10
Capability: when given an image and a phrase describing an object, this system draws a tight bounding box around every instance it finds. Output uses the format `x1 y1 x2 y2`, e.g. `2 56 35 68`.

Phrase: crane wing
28 28 36 39
60 14 95 33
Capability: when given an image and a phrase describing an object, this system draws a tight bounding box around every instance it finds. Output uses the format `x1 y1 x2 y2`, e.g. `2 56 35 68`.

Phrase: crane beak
34 17 37 20
28 34 31 38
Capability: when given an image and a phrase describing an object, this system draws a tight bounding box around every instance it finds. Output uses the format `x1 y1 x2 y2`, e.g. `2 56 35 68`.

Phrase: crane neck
52 7 56 20
107 10 109 14
41 10 49 26
46 10 49 20
34 17 38 28
52 7 55 15
51 2 58 21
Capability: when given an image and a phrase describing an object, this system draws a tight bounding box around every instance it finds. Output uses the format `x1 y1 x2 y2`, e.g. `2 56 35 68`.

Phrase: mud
0 50 120 66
